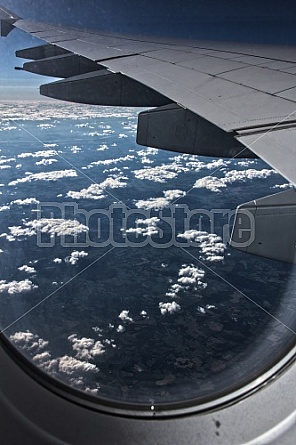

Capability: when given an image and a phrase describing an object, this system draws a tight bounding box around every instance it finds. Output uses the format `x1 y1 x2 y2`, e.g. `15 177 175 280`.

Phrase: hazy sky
1 0 296 100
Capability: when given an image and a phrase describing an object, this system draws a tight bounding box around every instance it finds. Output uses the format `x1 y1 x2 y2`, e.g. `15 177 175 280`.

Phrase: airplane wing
1 5 296 262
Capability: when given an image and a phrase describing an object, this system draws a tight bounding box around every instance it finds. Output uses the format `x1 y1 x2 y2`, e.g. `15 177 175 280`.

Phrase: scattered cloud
70 146 81 154
165 263 207 299
0 205 10 212
135 189 186 210
273 183 292 190
9 169 78 186
118 310 133 322
58 355 98 375
91 155 134 166
67 184 105 200
7 218 88 240
194 168 276 193
117 325 125 333
68 334 105 360
18 150 58 159
0 279 37 294
123 217 160 237
10 331 48 353
194 176 227 192
177 230 225 261
65 251 88 265
53 258 62 264
133 165 178 183
67 176 127 200
96 144 108 151
159 301 181 315
18 265 36 274
11 198 40 205
35 158 58 166
37 123 55 130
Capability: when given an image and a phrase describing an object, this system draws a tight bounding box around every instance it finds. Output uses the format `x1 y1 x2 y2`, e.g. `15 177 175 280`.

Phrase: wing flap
238 128 296 185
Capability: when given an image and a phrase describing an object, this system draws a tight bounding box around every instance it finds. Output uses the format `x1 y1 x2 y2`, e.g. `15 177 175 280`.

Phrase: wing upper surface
3 12 296 184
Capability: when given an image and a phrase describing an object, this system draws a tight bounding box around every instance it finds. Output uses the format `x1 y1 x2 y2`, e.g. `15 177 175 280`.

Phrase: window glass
0 101 295 408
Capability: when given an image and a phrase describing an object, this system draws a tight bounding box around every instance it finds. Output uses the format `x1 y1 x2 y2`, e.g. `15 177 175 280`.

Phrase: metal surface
22 54 103 78
16 44 70 60
220 66 296 94
230 189 296 263
40 70 171 107
238 128 296 185
7 14 296 136
0 333 296 444
137 103 251 157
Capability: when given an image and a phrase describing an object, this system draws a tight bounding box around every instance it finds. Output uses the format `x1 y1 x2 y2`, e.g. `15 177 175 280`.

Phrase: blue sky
1 0 296 100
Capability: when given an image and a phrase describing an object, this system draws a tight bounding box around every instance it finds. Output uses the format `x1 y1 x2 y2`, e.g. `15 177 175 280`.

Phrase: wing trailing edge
230 189 296 263
0 5 19 36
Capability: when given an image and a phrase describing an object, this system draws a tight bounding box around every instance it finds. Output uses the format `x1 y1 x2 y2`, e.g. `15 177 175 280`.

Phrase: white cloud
10 331 48 353
68 334 105 360
224 168 275 182
177 230 225 262
197 306 206 314
0 126 17 131
9 169 77 186
117 325 125 333
273 183 292 189
58 356 98 375
8 218 88 239
135 197 170 211
91 155 134 166
18 150 58 159
11 198 40 206
178 265 206 285
96 144 108 151
165 263 207 299
70 146 81 153
206 159 230 170
135 189 186 210
53 258 62 264
123 217 160 237
18 265 36 274
37 123 55 130
35 158 58 166
67 176 127 200
137 148 158 157
0 157 15 165
67 184 105 200
0 205 9 212
159 301 181 315
194 176 227 192
99 177 128 189
237 160 256 167
118 310 133 322
194 168 276 193
0 279 37 294
65 250 88 265
163 189 186 201
133 165 178 183
9 329 100 386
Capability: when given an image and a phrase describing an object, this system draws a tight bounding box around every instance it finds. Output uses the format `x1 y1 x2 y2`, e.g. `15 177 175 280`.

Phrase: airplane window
0 100 295 414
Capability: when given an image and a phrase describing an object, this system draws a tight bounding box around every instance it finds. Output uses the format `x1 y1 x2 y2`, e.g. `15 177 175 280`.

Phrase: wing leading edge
2 5 296 262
